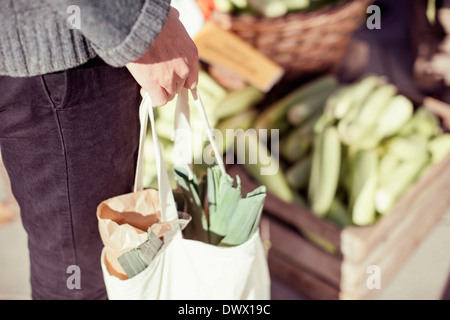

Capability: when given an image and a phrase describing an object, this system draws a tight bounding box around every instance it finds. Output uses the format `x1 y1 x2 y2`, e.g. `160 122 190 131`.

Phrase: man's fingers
162 74 184 102
146 86 169 107
184 59 198 90
162 61 192 100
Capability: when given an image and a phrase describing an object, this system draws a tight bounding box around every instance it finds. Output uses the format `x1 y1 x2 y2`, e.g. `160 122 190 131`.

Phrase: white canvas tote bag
98 89 271 300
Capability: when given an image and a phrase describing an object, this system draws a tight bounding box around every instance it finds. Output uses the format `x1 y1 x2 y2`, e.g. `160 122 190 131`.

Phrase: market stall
1 0 449 301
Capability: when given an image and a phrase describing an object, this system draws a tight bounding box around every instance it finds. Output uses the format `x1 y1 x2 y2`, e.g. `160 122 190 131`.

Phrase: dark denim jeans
0 58 141 299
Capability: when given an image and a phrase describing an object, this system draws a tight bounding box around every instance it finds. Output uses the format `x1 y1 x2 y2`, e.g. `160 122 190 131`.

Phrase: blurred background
1 0 450 300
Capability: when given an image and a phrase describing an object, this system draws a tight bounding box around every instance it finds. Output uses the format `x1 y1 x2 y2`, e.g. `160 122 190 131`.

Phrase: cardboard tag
194 22 285 92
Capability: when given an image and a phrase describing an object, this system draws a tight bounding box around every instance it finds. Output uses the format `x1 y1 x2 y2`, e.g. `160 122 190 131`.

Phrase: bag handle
172 88 226 175
134 93 178 222
191 88 226 175
133 94 149 194
133 89 225 222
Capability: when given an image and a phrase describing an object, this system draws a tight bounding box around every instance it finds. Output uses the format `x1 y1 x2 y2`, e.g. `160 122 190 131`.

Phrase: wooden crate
227 103 450 300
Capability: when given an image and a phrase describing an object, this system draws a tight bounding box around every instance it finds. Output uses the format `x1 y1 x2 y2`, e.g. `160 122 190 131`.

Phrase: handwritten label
194 22 284 92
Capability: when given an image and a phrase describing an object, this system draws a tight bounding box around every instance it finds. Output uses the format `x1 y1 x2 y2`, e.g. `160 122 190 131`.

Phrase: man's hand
125 7 199 106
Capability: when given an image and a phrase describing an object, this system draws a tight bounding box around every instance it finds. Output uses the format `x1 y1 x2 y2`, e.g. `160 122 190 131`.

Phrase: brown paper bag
97 189 189 280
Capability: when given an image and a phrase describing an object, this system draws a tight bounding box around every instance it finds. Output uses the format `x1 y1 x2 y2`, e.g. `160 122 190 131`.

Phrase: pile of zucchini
245 75 450 227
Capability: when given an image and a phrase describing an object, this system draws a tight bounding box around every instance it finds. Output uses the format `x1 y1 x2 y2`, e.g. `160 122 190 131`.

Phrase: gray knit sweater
0 0 171 77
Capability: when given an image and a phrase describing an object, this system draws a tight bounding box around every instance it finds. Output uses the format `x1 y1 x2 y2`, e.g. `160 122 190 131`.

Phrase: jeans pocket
41 70 68 109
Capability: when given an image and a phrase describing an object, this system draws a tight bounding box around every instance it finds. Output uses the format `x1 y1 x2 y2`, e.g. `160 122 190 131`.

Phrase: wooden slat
340 157 450 298
263 195 342 247
227 164 342 247
341 152 450 262
265 215 342 287
342 194 450 299
268 251 339 300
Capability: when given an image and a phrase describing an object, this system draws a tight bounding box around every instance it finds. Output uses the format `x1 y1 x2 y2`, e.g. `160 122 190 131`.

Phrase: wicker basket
208 0 371 88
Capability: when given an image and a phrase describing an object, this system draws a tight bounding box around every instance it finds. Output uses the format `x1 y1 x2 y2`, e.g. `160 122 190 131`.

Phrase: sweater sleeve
46 0 171 67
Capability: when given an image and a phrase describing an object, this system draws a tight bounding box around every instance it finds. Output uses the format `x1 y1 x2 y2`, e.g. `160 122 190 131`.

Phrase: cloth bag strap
173 88 226 174
133 93 178 222
133 89 225 222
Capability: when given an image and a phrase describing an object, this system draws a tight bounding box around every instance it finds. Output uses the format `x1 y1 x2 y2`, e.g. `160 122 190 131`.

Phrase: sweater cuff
93 0 171 67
